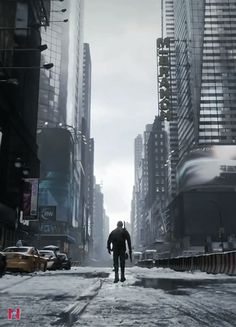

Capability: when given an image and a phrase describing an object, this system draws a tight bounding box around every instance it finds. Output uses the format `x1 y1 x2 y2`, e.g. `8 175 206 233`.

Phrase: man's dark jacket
107 227 132 253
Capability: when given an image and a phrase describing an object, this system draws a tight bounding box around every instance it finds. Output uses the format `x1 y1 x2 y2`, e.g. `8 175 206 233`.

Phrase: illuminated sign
157 37 171 121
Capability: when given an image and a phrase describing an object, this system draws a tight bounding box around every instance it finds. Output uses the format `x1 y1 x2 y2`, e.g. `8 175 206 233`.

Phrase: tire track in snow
51 278 104 326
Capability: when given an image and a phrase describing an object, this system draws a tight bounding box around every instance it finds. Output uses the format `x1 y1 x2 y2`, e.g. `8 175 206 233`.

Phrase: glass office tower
169 0 236 191
163 0 179 200
38 0 66 126
162 0 236 255
199 0 236 144
173 0 236 153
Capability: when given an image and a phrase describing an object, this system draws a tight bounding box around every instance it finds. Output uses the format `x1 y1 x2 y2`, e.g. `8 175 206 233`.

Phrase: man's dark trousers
113 250 126 281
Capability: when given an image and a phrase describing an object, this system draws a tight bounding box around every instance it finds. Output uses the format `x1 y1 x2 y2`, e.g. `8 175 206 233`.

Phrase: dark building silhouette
87 138 94 255
93 183 104 259
36 1 87 260
146 117 168 208
0 0 50 248
79 43 93 257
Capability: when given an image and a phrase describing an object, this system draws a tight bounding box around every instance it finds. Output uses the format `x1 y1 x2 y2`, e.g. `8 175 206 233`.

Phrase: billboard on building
22 178 39 220
39 206 56 222
37 128 74 223
157 37 171 121
177 145 236 191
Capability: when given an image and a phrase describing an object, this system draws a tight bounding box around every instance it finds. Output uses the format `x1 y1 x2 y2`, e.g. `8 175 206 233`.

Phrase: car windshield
3 247 29 253
43 246 59 251
58 254 67 259
39 251 54 256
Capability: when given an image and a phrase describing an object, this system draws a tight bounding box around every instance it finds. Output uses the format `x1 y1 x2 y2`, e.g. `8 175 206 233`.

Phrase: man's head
117 221 123 228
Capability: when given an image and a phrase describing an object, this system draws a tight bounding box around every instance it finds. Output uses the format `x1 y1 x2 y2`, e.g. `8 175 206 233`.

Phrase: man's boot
114 271 119 283
120 269 126 282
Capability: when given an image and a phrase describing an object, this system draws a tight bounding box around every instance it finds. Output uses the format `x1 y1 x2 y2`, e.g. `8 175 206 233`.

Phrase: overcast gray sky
84 0 162 230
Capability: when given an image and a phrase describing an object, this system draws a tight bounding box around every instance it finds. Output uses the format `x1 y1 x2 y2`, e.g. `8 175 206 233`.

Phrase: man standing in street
107 221 132 283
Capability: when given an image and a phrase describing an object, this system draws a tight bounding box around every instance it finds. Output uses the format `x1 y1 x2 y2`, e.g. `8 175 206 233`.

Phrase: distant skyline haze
84 0 162 229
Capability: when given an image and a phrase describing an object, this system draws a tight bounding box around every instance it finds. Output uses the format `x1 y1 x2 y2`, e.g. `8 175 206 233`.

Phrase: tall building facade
162 0 179 201
0 0 50 248
163 0 236 255
82 43 91 136
38 0 66 126
142 117 168 248
103 211 110 257
87 138 94 256
79 43 93 256
38 0 84 130
142 125 153 204
130 186 136 245
67 0 84 131
139 124 152 247
170 0 236 158
132 135 143 249
147 117 168 208
37 0 86 259
93 183 104 259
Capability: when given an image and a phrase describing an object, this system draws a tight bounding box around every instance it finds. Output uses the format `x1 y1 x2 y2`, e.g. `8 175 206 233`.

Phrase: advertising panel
22 178 39 220
177 145 236 191
39 206 56 222
37 128 73 223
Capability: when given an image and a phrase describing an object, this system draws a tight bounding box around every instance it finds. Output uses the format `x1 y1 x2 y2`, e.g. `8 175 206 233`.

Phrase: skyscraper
163 0 236 254
147 117 168 208
0 1 50 247
162 0 178 201
67 0 84 131
38 0 84 130
37 0 86 258
170 0 236 157
38 0 66 126
133 135 143 249
82 43 91 137
93 183 104 259
79 43 93 255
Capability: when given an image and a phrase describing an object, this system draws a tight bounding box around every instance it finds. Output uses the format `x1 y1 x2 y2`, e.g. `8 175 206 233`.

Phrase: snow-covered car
3 246 47 273
42 245 60 253
38 250 62 270
57 253 71 270
0 252 6 277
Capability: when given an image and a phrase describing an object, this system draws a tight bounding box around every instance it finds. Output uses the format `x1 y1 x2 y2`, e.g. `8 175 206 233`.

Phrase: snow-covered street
0 266 236 326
